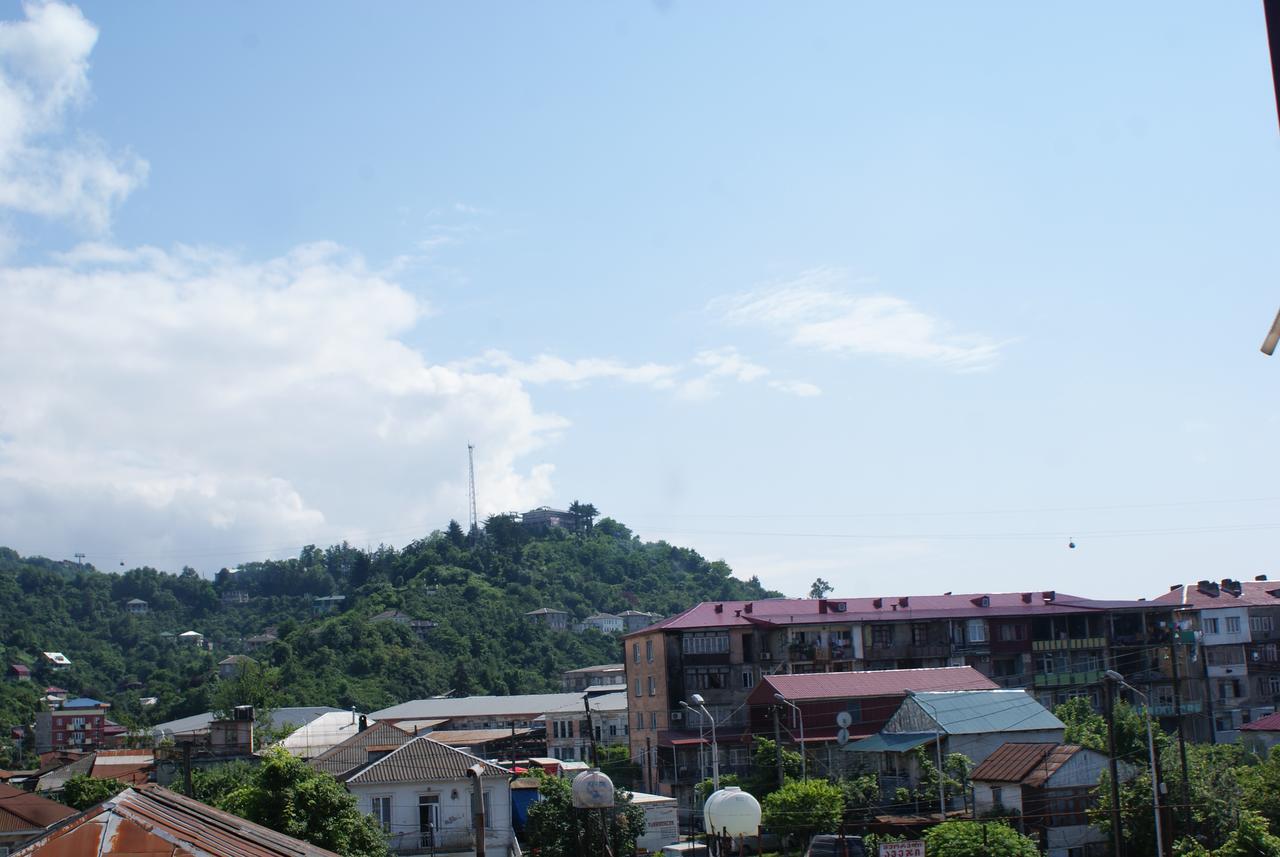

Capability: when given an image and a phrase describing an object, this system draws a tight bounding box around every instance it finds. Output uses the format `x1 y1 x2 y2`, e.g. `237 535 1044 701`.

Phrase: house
525 607 569 631
546 690 629 762
625 590 1162 803
309 721 414 781
221 589 250 605
581 612 624 635
35 700 111 753
33 754 95 795
9 785 340 856
370 610 437 640
561 663 627 692
42 687 67 704
8 663 30 681
89 749 155 787
521 506 574 532
39 652 70 671
844 690 1066 807
244 628 278 651
972 742 1122 857
1242 710 1280 756
177 630 205 647
619 610 661 633
344 736 513 857
218 654 254 679
1153 577 1280 743
0 782 76 851
124 597 149 615
312 594 346 615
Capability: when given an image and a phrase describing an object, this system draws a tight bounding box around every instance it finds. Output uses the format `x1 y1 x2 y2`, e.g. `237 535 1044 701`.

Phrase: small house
177 631 205 648
39 653 69 671
218 655 254 680
8 664 31 682
124 598 149 615
524 607 569 631
312 595 346 616
581 612 624 635
1242 711 1280 756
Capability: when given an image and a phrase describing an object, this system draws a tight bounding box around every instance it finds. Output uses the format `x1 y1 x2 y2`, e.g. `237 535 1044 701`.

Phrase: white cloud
477 350 681 389
0 242 564 571
716 268 1004 372
692 347 769 383
768 379 822 397
0 1 146 232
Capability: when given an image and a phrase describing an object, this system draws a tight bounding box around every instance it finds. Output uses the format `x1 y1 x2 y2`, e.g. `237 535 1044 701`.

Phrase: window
1269 675 1280 695
1226 617 1242 634
990 787 1003 809
1204 618 1220 634
1219 679 1242 700
469 791 493 829
682 633 730 654
997 623 1026 642
650 712 658 728
742 670 754 689
648 676 656 696
1252 616 1274 634
911 624 930 646
371 796 392 831
633 643 640 664
609 724 617 737
646 640 654 663
967 619 988 644
871 625 894 649
685 667 729 690
637 712 644 729
634 678 642 697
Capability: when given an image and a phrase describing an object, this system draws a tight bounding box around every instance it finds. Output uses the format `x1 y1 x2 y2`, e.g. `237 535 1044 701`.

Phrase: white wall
972 781 1023 815
1202 607 1251 646
350 777 512 857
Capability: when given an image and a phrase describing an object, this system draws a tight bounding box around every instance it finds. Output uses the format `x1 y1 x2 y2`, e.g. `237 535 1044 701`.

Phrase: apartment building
624 591 1164 800
35 700 110 753
1153 577 1280 743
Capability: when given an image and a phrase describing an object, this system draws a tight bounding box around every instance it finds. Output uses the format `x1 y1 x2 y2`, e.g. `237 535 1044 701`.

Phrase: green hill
0 512 777 751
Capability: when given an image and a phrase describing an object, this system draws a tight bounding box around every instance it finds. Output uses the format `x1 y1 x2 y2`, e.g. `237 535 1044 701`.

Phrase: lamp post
681 693 719 790
1106 669 1164 857
773 694 807 781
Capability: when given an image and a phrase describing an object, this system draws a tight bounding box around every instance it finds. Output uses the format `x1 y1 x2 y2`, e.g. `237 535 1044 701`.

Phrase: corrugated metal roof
757 666 998 703
151 706 345 738
371 691 592 721
278 712 371 759
844 733 936 753
427 728 532 746
626 591 1156 637
1242 711 1280 732
11 785 340 856
346 736 511 785
970 743 1074 783
0 784 76 828
902 690 1064 735
308 721 413 780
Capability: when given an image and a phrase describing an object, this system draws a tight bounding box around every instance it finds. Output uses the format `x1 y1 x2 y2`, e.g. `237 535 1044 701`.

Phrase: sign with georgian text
878 841 925 857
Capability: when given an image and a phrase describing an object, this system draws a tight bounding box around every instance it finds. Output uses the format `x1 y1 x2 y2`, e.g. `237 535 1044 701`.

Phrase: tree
1055 695 1167 761
923 820 1039 857
62 774 126 810
445 519 466 548
525 773 646 857
808 578 833 599
598 743 641 790
568 501 599 533
214 747 388 856
761 779 844 846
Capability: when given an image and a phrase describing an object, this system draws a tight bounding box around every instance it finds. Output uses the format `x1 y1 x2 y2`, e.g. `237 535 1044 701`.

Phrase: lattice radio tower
466 443 478 532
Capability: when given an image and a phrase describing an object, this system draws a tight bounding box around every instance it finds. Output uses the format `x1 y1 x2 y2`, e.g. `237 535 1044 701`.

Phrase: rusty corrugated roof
969 742 1084 786
345 736 510 785
0 783 76 829
11 785 340 856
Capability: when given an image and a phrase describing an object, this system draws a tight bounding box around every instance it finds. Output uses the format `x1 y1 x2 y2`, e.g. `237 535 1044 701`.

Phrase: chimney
1042 591 1056 603
872 598 883 609
1169 584 1183 592
818 599 828 614
744 603 753 614
714 604 724 614
1257 575 1269 582
1021 593 1033 604
359 714 368 731
898 597 909 608
1198 580 1219 596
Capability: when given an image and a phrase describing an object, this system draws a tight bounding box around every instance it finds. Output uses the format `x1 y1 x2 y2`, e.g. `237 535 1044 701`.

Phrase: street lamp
680 693 719 790
1106 669 1164 857
773 694 807 781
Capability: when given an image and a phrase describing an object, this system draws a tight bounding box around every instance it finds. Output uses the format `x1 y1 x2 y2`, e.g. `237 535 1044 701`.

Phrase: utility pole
1168 613 1191 836
1104 679 1124 857
772 706 784 788
73 552 85 566
466 443 479 535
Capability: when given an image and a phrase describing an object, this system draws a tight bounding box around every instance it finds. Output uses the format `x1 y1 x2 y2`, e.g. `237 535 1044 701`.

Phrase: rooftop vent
714 604 724 614
744 603 753 614
1021 593 1033 604
1222 579 1243 596
873 598 883 609
898 597 909 608
1170 584 1183 592
1256 575 1269 582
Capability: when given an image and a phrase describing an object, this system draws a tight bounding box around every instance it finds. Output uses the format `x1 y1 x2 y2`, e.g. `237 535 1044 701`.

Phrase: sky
1 1 1279 600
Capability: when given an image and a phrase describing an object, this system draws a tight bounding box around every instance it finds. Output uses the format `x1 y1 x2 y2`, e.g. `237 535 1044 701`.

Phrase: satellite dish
836 711 853 729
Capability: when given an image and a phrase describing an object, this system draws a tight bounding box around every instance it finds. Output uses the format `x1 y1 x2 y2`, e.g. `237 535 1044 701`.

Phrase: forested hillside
0 513 777 751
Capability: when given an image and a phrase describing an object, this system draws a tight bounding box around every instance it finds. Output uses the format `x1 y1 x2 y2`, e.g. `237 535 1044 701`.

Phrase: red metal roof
1154 581 1280 608
11 785 339 856
970 742 1085 786
750 666 998 705
0 784 76 829
626 591 1155 637
1242 711 1280 732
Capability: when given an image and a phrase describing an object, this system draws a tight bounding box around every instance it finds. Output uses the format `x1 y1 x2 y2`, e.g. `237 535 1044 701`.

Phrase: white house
972 742 1127 857
582 613 624 635
345 735 513 857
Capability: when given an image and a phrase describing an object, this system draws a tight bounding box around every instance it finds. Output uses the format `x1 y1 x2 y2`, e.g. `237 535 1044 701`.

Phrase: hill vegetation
0 511 776 759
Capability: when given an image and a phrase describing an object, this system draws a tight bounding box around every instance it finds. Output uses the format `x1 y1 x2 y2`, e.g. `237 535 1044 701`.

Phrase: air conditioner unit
832 602 848 613
761 652 772 660
670 711 683 722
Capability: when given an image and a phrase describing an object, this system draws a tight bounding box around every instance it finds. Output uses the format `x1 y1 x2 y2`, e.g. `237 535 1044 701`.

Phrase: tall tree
808 578 833 599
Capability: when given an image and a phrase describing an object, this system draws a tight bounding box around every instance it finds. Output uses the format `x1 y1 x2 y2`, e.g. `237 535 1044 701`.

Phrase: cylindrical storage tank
703 786 762 837
571 769 615 808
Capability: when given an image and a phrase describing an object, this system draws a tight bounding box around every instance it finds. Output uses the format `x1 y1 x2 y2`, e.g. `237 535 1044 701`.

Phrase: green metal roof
843 732 936 753
904 690 1064 735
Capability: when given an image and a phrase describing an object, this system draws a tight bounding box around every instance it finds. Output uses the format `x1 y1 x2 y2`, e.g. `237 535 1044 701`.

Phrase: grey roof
35 754 94 792
563 663 624 674
346 736 510 785
901 690 1065 735
309 721 413 780
372 692 591 721
525 607 568 616
843 733 937 754
151 706 346 737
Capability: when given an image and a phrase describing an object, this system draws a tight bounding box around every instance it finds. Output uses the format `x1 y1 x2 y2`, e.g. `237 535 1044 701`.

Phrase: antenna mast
467 443 478 532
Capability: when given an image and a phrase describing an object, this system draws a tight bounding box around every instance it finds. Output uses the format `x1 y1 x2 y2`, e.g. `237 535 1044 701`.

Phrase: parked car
804 834 867 857
660 843 709 856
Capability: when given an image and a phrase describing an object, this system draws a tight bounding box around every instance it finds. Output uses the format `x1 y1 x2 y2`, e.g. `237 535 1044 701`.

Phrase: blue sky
1 1 1278 599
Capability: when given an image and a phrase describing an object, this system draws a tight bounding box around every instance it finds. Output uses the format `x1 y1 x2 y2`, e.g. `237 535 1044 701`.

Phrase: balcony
1032 637 1106 652
992 674 1033 689
1035 670 1104 688
865 643 949 660
1149 701 1204 716
387 827 478 856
